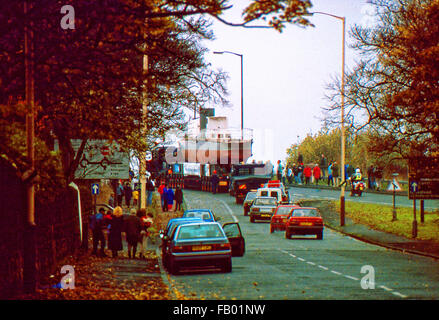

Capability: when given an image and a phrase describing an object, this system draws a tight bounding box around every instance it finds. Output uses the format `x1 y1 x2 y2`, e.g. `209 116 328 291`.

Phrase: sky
201 0 376 165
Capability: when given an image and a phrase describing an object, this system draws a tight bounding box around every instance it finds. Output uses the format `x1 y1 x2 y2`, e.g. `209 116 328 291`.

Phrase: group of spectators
277 154 383 189
157 182 184 212
89 206 154 259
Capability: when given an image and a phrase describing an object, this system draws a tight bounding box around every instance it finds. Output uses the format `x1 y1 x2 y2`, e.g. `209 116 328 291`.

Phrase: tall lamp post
213 51 244 139
312 12 346 226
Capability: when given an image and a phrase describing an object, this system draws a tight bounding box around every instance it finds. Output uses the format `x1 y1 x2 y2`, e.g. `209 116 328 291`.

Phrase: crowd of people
278 153 383 190
89 206 154 259
90 175 185 259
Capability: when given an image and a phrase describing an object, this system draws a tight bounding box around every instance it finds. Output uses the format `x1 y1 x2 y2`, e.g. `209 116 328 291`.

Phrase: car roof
184 209 212 213
166 217 203 229
291 207 317 210
174 221 226 239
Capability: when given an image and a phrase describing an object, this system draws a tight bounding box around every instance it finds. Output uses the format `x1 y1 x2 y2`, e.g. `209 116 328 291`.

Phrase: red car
285 207 324 240
270 204 301 233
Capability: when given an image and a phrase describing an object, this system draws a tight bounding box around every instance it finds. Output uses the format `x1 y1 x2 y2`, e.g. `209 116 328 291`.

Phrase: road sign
91 183 100 195
72 139 129 179
408 157 439 200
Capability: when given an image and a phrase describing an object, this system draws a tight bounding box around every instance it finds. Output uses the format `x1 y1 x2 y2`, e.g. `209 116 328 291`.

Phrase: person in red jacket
313 164 321 185
303 165 312 184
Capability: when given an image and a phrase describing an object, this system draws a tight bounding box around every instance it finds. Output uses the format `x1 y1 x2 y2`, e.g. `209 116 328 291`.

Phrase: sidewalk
301 199 439 260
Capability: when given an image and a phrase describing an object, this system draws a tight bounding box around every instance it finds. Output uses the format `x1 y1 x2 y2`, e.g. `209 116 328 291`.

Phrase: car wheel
285 231 290 239
168 259 179 275
222 258 232 273
250 216 255 223
270 225 274 233
317 231 323 240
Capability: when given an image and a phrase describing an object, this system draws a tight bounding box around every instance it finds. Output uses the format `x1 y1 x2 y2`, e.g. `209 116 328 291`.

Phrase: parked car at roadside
164 221 245 274
182 209 218 222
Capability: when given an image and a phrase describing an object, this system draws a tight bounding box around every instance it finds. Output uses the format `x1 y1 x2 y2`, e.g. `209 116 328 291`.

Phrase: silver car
166 221 244 274
249 196 278 223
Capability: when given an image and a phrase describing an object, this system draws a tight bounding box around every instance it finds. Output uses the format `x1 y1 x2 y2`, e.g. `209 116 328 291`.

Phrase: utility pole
140 53 148 209
24 0 37 294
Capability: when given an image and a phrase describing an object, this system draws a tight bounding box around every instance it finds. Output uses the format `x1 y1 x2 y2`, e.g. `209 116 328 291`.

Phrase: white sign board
72 139 129 179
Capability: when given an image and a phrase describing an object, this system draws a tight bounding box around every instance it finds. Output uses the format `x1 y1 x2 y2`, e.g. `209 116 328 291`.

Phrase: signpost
91 183 99 215
408 157 439 238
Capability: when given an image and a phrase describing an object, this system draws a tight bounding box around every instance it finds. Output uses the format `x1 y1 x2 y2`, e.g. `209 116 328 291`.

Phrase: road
165 189 439 300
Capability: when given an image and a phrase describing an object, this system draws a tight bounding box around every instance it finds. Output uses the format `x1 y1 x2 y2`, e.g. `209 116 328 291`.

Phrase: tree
0 0 315 186
325 0 439 159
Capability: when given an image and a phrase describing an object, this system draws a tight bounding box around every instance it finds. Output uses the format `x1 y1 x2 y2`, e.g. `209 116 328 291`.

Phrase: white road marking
216 199 239 222
278 249 409 299
379 285 393 292
392 292 408 298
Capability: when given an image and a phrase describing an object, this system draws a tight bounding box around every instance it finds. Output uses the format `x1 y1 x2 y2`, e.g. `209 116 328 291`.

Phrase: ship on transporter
148 108 273 202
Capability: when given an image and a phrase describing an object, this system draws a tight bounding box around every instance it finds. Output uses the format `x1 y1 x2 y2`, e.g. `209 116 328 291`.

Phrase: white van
257 187 289 204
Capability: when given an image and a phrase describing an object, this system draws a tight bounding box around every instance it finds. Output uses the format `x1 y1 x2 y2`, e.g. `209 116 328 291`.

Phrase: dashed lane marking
278 248 409 299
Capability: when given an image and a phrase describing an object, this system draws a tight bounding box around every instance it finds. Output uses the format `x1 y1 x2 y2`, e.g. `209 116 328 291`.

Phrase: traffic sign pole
412 196 417 238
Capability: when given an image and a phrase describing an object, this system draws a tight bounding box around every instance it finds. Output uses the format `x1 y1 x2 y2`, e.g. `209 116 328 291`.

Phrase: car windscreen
245 192 257 200
292 209 320 217
176 224 224 240
254 198 276 206
276 206 293 215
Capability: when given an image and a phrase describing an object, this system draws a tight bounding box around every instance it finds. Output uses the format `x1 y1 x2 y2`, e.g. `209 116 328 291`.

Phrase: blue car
182 209 217 222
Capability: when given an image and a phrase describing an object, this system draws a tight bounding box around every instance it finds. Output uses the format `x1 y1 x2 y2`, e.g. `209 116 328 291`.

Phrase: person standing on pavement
276 160 283 181
166 186 175 211
293 164 299 184
90 208 107 257
146 177 155 206
367 165 375 190
303 165 312 184
158 181 165 210
108 206 124 258
108 194 115 208
124 182 132 207
211 170 220 194
320 154 327 179
327 162 334 186
125 208 142 259
137 210 153 259
287 166 293 184
175 186 183 211
313 164 321 185
332 161 339 186
297 163 304 185
162 184 169 211
116 182 124 207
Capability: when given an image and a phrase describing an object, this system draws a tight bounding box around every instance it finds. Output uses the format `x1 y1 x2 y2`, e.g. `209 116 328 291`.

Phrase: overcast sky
202 0 376 165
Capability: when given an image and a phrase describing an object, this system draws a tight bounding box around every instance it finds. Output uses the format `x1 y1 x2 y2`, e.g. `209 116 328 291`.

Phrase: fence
0 158 91 298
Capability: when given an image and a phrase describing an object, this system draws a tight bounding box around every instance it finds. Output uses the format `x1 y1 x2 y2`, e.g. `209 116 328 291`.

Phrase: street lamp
213 51 244 139
312 12 346 226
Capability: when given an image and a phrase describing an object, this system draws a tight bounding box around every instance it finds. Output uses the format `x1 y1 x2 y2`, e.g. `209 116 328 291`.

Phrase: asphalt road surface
165 189 439 300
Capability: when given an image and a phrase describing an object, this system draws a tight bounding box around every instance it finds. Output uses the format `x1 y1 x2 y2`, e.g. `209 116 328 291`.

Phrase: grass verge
336 201 439 242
